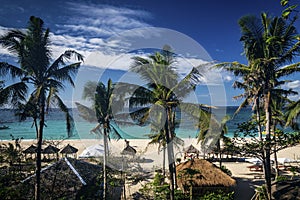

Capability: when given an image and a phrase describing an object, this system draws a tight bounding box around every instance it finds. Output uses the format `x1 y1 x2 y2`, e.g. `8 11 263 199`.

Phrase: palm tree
75 79 124 200
286 99 300 129
127 46 212 200
0 16 83 200
218 13 300 199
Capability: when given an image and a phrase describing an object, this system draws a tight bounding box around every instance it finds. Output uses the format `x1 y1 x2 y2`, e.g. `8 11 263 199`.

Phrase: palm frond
0 62 24 78
75 102 97 122
53 94 74 138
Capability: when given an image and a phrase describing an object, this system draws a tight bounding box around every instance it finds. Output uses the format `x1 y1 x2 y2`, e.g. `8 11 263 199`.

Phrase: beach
2 138 300 199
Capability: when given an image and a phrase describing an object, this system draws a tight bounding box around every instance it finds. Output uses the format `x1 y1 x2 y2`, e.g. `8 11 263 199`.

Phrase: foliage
230 120 300 160
138 171 189 200
220 165 232 177
199 190 234 200
254 185 268 200
276 175 289 182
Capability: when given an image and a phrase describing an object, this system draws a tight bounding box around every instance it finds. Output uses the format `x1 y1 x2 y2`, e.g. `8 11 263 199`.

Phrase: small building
42 145 60 161
176 158 236 197
60 144 78 158
19 157 122 199
23 144 37 160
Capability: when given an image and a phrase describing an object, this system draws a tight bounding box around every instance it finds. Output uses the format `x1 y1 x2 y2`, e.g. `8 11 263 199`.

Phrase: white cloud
286 80 300 89
56 2 152 38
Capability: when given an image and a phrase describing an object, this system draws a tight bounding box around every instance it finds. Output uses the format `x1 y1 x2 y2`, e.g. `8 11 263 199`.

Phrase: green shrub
199 190 234 200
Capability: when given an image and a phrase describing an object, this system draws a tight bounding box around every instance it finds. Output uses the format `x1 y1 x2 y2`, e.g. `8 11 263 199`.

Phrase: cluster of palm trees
1 9 300 200
75 45 215 200
218 12 300 199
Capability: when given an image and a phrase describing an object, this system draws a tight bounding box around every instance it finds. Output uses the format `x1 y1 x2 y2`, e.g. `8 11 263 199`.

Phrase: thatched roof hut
60 144 78 158
42 145 60 154
19 158 123 199
23 144 37 154
176 159 236 195
19 158 104 199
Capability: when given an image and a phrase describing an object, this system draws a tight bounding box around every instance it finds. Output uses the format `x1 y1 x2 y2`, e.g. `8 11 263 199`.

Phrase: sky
0 0 300 107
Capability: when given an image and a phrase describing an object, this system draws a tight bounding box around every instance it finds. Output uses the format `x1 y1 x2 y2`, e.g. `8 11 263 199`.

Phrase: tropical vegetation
217 10 300 199
0 16 83 200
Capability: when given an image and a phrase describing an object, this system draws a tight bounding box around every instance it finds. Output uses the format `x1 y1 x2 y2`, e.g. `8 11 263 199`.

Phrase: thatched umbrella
60 144 78 158
121 140 137 156
184 145 200 154
176 159 236 197
184 145 200 159
23 144 37 160
42 145 60 161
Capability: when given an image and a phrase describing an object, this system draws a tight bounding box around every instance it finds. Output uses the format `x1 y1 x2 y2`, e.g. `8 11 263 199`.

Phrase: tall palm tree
127 46 212 200
75 79 124 200
218 13 300 199
0 16 83 200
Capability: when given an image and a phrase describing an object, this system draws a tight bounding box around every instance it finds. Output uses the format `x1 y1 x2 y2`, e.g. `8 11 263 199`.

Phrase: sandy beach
2 138 300 199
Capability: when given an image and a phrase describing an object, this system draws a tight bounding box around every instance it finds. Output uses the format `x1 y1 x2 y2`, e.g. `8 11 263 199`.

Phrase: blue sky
0 0 299 107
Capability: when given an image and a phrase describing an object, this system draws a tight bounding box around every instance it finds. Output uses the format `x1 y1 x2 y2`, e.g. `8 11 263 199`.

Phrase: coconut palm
127 46 213 200
217 12 300 199
75 79 125 200
286 99 300 129
0 16 83 200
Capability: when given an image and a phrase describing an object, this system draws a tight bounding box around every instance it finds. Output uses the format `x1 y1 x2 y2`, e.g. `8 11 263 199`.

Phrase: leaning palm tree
126 46 213 200
217 13 300 199
0 16 83 200
75 79 124 200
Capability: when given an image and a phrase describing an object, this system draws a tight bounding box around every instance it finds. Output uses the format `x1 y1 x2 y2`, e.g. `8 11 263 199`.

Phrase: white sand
2 138 300 199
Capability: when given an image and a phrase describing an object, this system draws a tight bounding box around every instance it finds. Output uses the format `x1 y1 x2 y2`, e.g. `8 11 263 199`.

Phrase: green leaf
282 10 291 19
280 0 289 6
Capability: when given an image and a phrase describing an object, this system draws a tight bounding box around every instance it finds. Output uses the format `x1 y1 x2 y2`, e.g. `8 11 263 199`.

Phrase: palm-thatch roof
23 144 37 154
42 145 60 154
176 158 236 192
184 145 200 154
60 144 78 154
19 157 124 199
19 158 103 199
121 140 137 156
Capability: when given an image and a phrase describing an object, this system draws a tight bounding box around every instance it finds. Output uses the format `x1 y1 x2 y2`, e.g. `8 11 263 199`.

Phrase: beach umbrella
121 140 137 156
79 144 105 158
277 157 294 164
184 145 200 154
245 158 262 164
60 144 78 158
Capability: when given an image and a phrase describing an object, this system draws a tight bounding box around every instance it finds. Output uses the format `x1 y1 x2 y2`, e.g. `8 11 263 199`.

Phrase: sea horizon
0 106 254 140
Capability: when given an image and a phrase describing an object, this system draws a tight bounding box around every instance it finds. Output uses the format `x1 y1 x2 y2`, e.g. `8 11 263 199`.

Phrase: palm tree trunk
165 108 175 200
103 128 108 200
255 98 263 140
264 91 272 200
35 101 45 200
217 139 222 168
163 146 166 179
272 123 279 179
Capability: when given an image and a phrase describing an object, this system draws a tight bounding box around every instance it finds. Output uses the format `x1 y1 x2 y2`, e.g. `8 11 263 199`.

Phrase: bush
220 165 232 176
199 190 234 200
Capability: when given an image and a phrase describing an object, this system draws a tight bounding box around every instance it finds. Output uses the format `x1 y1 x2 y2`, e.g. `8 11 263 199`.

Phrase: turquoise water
0 106 251 140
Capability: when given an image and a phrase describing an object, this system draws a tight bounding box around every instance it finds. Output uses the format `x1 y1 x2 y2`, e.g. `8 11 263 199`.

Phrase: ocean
0 106 251 140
